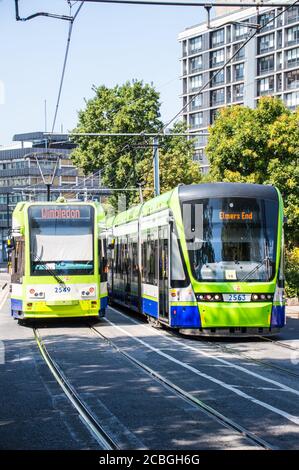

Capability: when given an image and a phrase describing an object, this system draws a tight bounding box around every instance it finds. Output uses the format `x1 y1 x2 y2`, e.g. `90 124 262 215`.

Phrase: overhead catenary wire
81 1 294 8
51 2 84 135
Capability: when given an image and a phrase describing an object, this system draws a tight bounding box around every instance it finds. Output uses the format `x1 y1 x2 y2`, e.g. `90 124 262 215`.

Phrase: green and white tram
105 183 285 335
9 200 108 320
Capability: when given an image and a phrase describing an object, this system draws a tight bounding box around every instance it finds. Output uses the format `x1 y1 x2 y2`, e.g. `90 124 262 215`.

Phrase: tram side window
114 236 129 279
142 231 158 286
99 237 108 282
120 236 128 279
278 230 285 287
131 236 139 281
171 225 188 287
125 235 138 278
114 238 120 275
11 239 25 283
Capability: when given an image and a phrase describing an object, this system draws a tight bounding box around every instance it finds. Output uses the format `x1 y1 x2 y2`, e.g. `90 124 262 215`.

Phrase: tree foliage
205 97 299 296
71 80 201 206
285 247 299 298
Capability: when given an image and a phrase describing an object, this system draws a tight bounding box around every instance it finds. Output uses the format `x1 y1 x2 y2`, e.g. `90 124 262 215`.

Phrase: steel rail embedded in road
90 324 276 450
110 305 299 389
204 340 299 380
33 328 119 450
257 335 299 352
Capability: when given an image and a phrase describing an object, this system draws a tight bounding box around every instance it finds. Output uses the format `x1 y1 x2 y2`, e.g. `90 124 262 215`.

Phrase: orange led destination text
219 211 253 220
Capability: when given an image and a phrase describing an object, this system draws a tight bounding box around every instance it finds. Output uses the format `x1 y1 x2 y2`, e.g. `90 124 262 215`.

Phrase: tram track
256 335 299 352
110 306 299 382
33 328 119 450
90 323 276 450
203 340 299 380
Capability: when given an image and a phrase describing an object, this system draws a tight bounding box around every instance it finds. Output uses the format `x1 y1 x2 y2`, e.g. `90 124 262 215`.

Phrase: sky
0 0 206 145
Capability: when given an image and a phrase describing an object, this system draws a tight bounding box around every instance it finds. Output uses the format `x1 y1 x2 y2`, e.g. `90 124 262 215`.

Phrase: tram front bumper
21 299 100 318
171 301 284 336
198 301 273 328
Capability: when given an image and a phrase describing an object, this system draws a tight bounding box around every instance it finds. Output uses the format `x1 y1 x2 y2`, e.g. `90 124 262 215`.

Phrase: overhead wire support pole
153 137 160 197
14 0 73 21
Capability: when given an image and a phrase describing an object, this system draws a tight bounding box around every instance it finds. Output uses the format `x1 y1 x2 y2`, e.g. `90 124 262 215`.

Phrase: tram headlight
251 293 273 301
195 293 223 302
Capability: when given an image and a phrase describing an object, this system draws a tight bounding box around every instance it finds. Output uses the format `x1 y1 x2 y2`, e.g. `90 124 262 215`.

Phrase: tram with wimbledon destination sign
8 199 108 321
105 183 285 336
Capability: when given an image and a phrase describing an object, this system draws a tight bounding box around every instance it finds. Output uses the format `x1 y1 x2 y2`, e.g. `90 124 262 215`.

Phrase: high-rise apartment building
178 3 299 171
215 0 248 17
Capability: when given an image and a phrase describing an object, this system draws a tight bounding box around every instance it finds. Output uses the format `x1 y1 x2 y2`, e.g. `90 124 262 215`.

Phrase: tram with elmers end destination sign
9 200 108 320
105 183 285 336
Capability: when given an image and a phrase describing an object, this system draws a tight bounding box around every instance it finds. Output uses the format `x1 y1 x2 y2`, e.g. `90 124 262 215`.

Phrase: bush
285 247 299 299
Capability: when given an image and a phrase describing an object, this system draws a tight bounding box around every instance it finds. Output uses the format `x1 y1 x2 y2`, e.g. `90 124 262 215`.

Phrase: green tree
205 97 299 297
72 80 201 205
206 97 289 182
71 80 161 206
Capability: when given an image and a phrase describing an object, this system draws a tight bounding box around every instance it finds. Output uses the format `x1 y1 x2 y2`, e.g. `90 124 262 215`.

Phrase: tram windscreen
182 197 278 282
29 205 94 275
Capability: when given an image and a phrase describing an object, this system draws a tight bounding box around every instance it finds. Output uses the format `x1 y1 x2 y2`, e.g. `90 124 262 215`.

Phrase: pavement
286 305 299 316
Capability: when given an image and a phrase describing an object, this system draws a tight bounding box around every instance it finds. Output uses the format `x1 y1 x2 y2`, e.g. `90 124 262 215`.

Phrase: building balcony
258 66 275 76
286 10 299 25
188 47 202 56
189 66 203 74
210 60 225 69
189 86 202 93
258 88 275 97
211 99 225 107
233 94 244 102
190 104 202 112
285 59 299 69
286 38 299 47
258 45 275 55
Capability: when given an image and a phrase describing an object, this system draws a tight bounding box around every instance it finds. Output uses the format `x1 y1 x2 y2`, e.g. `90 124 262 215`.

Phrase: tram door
158 225 169 321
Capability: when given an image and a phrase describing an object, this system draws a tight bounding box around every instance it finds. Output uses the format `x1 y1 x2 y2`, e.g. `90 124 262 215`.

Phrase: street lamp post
24 151 62 202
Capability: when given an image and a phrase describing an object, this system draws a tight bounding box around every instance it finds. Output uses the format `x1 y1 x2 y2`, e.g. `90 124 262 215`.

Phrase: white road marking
0 291 9 312
109 306 299 396
105 315 299 427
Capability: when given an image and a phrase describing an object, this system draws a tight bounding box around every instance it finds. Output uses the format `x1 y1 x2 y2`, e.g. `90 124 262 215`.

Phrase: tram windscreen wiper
31 252 65 285
239 257 270 282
